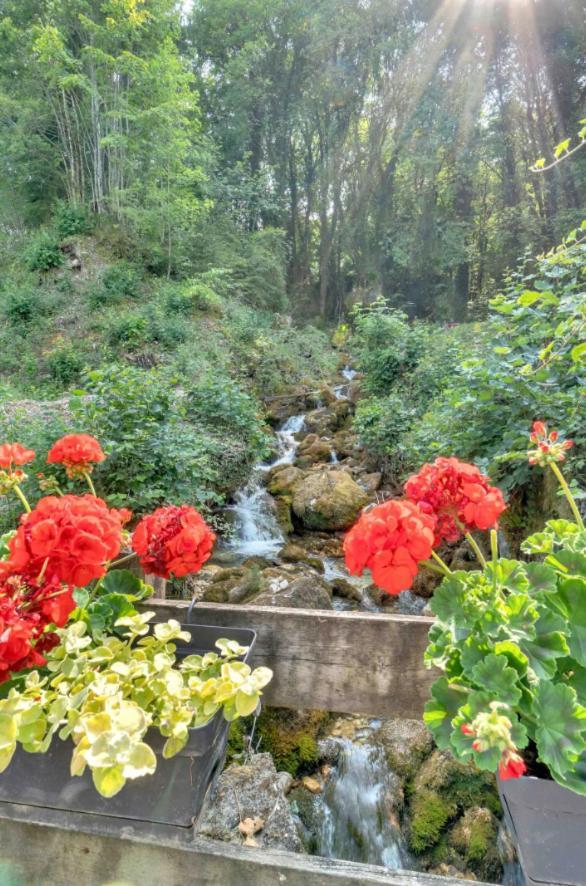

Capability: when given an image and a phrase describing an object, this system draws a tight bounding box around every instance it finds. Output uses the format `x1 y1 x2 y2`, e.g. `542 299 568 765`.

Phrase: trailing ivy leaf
423 678 468 749
471 654 522 706
534 682 586 777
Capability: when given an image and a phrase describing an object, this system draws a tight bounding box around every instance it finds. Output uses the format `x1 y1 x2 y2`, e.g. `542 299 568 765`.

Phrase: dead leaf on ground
238 816 265 837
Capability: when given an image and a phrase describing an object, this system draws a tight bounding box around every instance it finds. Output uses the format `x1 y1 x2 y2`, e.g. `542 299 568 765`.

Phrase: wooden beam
147 601 436 718
0 806 493 886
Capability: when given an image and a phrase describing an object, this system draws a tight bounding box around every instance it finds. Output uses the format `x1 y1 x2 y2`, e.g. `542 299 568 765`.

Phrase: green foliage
0 612 271 797
2 288 41 326
424 513 586 795
46 345 84 385
53 202 92 239
89 262 142 308
256 708 329 776
353 228 586 494
23 231 63 272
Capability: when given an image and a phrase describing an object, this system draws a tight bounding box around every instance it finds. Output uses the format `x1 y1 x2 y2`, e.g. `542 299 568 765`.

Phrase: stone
374 718 433 781
303 408 338 436
197 753 303 852
251 572 333 610
292 470 367 531
413 750 499 813
330 577 362 602
279 542 325 573
274 496 294 534
301 776 322 794
381 590 430 617
448 807 502 882
296 438 333 468
429 865 477 881
275 771 294 795
317 737 342 765
202 565 264 604
360 472 382 493
266 465 304 496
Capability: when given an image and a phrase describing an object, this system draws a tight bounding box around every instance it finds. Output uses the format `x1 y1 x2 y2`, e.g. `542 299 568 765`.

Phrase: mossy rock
256 708 331 777
413 749 501 816
274 496 294 534
408 788 457 853
448 806 502 882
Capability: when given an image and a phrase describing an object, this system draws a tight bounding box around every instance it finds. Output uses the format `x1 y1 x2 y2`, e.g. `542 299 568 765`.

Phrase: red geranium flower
132 505 216 579
47 434 105 478
0 572 75 683
343 499 435 595
498 750 527 781
404 457 506 544
0 442 35 471
4 494 126 587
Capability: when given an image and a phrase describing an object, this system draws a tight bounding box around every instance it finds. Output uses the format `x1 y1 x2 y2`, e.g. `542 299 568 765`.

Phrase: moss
409 789 457 854
256 707 331 777
225 717 250 764
448 807 502 881
274 496 293 534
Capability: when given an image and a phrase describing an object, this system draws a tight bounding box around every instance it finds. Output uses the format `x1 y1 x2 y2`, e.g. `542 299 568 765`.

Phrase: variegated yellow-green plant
0 613 272 798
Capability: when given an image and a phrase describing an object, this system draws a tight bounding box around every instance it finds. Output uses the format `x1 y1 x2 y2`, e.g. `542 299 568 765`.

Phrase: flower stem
83 471 97 497
431 550 452 575
464 531 487 569
490 529 499 592
422 559 448 577
549 462 584 529
13 483 31 513
109 552 137 569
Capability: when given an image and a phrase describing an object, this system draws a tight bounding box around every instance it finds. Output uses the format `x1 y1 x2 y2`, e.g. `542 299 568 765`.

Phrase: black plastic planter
498 774 586 886
0 623 256 829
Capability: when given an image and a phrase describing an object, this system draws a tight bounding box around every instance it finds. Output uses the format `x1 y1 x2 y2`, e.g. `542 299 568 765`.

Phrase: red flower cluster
47 433 105 478
528 421 574 466
132 505 216 579
0 443 35 471
3 494 126 588
343 499 435 595
498 750 527 781
0 573 74 684
405 457 506 544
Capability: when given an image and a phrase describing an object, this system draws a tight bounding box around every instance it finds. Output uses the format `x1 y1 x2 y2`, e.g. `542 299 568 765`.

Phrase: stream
217 366 518 883
313 731 412 870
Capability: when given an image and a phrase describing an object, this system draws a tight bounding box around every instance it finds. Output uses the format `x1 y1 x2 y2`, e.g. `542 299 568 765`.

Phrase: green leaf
92 765 126 798
556 578 586 666
430 573 473 629
521 609 569 680
470 654 522 706
525 562 558 596
423 678 468 749
571 343 586 363
99 570 144 598
534 682 586 777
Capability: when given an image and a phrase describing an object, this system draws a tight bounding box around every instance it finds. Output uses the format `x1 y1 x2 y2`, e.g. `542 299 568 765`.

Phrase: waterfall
314 737 412 870
226 414 305 557
341 366 357 381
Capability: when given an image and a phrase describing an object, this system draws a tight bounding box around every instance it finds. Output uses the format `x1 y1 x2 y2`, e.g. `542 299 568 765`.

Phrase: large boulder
374 718 433 781
266 465 304 496
296 437 333 468
251 569 333 610
201 566 264 604
197 753 303 852
292 470 367 531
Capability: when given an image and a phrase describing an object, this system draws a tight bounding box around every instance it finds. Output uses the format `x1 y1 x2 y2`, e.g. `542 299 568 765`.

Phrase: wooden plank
146 601 436 718
0 805 492 886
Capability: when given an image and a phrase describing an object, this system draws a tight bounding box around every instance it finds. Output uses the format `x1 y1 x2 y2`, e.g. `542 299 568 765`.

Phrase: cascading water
341 365 357 381
226 414 305 558
314 737 412 870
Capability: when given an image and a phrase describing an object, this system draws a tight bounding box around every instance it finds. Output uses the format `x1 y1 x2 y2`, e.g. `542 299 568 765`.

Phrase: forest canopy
0 0 584 319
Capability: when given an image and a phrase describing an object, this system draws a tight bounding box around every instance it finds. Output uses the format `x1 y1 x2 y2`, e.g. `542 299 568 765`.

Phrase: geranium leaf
423 678 468 749
521 609 569 680
534 682 586 778
525 562 558 595
556 578 586 666
429 574 471 629
470 654 522 706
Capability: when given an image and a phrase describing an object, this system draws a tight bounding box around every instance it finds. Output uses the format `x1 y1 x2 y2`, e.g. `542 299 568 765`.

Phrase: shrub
88 262 142 308
23 231 63 272
108 313 149 348
53 201 92 238
46 345 85 385
185 374 269 458
2 288 41 325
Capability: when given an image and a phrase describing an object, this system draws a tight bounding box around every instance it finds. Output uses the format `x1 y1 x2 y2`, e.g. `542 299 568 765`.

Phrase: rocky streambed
184 364 438 616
